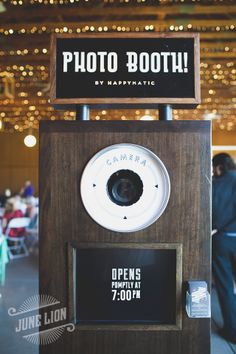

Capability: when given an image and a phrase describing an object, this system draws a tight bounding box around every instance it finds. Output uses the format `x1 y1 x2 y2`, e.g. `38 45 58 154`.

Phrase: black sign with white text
52 34 200 105
75 247 176 324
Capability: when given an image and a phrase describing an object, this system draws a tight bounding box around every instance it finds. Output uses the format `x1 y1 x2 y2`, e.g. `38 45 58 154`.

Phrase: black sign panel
51 34 200 106
75 247 177 324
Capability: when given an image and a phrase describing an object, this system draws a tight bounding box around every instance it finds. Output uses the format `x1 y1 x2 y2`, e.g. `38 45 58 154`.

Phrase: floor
0 255 236 354
211 288 236 353
0 255 38 354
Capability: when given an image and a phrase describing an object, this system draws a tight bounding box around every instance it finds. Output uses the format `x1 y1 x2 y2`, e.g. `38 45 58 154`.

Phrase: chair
4 217 30 260
26 213 39 254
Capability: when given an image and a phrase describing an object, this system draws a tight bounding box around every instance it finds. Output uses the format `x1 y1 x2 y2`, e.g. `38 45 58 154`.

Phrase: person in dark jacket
212 153 236 344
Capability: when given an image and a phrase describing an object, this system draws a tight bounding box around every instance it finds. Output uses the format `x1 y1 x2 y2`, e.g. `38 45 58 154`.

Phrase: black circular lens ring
107 169 143 206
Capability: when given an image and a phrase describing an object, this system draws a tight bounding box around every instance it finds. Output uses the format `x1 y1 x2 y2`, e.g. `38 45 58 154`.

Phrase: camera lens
107 169 143 206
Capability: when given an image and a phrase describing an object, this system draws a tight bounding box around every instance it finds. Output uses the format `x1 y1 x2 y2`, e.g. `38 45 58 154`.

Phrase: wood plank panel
40 120 211 354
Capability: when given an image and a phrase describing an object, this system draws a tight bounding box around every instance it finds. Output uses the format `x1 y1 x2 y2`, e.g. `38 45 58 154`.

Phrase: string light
140 115 155 121
0 4 235 132
24 134 37 147
0 22 235 36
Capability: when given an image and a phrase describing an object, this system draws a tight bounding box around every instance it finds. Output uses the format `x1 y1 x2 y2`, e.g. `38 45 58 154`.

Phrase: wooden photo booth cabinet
39 120 211 354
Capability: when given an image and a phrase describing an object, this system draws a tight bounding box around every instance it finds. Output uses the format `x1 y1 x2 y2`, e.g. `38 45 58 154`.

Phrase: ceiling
0 0 235 132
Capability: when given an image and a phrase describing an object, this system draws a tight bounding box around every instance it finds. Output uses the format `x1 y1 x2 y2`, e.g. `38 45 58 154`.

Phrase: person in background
212 152 236 344
0 188 11 208
2 198 25 237
20 180 34 199
25 196 39 253
25 196 37 219
13 194 27 215
5 189 11 198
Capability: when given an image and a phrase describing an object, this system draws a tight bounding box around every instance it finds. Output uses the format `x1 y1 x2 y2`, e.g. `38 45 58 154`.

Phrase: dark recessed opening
107 169 143 206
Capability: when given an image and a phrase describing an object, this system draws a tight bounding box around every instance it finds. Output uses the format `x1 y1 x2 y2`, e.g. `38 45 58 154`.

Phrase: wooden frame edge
52 32 199 39
68 242 183 331
50 33 56 102
50 33 201 106
194 33 201 103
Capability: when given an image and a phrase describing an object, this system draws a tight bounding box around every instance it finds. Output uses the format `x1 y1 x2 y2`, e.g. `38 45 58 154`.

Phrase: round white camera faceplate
80 143 171 233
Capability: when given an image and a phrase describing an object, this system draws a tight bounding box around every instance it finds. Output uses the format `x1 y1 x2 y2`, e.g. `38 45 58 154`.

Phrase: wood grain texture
50 33 200 107
39 120 211 354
